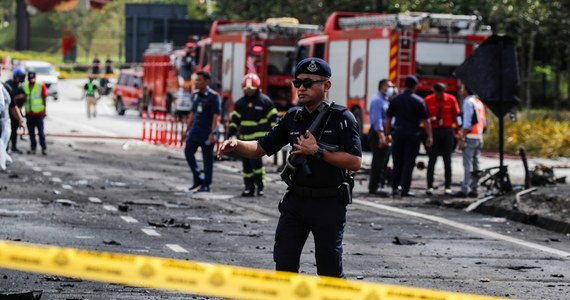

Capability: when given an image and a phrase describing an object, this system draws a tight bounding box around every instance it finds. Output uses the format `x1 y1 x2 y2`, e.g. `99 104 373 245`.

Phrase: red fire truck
194 18 321 121
296 12 491 135
141 42 197 114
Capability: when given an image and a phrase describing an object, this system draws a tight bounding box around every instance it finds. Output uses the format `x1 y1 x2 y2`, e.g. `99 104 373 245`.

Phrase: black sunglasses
292 79 327 89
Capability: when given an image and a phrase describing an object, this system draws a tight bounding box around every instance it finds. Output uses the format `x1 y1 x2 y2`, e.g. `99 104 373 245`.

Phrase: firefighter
385 75 432 197
227 73 278 196
424 83 460 196
454 84 487 198
217 58 362 278
23 72 48 155
83 74 100 119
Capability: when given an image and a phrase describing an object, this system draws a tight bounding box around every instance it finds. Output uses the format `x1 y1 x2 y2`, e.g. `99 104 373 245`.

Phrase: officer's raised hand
291 130 318 156
217 139 238 160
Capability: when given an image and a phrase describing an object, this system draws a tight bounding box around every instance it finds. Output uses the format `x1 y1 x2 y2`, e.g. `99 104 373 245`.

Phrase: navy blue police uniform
257 57 361 278
386 76 429 196
184 86 221 191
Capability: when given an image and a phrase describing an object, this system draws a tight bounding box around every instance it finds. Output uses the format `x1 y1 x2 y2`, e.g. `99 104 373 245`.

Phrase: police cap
294 57 331 78
404 75 418 88
27 71 36 80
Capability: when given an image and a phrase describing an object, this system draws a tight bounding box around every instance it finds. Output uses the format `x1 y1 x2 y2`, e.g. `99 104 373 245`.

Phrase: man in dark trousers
23 72 48 155
385 75 432 197
367 78 395 195
227 73 278 196
217 57 361 278
184 71 221 193
424 83 460 195
5 68 26 153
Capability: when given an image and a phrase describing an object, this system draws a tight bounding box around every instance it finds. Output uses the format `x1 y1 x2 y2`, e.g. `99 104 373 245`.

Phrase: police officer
228 73 278 196
23 72 48 155
185 71 221 193
5 68 26 153
385 75 432 197
217 58 362 278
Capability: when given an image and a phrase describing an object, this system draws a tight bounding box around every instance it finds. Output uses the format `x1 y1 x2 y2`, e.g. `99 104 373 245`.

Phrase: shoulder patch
331 103 348 112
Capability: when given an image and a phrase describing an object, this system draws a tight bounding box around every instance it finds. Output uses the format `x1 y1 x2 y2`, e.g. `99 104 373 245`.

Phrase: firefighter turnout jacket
228 91 278 141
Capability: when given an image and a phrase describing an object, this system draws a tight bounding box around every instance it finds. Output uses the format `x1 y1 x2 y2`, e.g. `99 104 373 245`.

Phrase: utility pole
15 0 30 50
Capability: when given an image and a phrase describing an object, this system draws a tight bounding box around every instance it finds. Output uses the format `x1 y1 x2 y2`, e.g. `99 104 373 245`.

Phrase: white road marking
354 199 570 259
74 236 95 239
50 117 120 137
142 229 161 237
166 244 188 253
103 205 118 212
88 197 102 203
42 171 52 176
120 216 138 223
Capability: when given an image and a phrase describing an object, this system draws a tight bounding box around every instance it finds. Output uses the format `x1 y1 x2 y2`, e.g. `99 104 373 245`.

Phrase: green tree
49 7 111 62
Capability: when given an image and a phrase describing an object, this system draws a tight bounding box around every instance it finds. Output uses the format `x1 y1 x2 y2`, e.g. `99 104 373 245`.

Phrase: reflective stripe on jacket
23 82 45 115
228 92 277 141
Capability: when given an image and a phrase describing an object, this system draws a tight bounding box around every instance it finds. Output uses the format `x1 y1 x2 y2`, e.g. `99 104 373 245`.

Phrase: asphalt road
0 79 569 300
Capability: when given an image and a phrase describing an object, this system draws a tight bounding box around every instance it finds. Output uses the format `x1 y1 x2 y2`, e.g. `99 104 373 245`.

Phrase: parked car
113 69 144 116
19 60 59 100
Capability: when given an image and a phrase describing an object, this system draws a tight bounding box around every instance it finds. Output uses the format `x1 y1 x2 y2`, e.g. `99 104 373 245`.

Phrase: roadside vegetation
484 110 570 158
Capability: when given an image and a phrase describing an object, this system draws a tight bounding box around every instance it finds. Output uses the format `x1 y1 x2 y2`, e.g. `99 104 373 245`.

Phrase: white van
19 60 59 100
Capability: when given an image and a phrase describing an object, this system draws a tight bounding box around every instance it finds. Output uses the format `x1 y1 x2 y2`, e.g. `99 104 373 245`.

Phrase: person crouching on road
23 72 48 156
424 83 460 196
227 73 278 197
184 71 221 193
217 57 362 278
83 74 100 119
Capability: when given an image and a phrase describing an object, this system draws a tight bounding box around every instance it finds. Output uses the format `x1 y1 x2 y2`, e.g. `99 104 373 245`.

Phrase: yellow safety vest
23 82 45 115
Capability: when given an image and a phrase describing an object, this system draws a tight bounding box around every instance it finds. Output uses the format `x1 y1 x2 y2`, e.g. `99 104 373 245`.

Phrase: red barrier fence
142 111 185 148
142 111 226 152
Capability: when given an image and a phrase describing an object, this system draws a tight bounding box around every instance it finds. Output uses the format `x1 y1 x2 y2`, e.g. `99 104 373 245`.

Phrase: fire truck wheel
116 97 126 116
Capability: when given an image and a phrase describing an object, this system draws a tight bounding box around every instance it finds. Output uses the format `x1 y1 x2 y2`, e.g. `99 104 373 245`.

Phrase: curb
474 203 570 235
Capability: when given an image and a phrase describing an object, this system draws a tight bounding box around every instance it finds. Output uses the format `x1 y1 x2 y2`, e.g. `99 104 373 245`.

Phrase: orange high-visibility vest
466 96 486 139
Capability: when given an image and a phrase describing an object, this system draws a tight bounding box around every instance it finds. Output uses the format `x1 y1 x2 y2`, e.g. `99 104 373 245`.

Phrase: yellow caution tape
0 240 505 300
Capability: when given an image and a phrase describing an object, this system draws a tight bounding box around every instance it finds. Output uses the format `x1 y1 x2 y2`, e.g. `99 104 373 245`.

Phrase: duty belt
289 184 339 198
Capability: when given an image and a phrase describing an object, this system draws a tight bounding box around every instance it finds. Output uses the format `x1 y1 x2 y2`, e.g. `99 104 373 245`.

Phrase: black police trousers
391 131 421 194
274 191 346 278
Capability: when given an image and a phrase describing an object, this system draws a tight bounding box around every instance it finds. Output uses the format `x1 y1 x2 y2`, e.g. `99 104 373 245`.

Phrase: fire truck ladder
216 22 322 38
426 13 480 35
337 13 428 30
397 29 414 87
